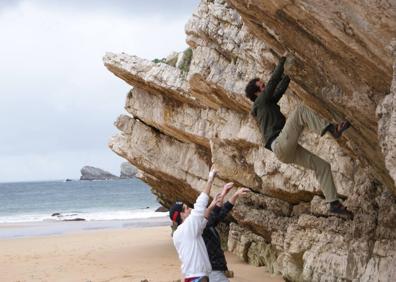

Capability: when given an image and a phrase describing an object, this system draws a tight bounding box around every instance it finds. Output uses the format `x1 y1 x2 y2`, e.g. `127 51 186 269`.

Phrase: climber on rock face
244 51 353 219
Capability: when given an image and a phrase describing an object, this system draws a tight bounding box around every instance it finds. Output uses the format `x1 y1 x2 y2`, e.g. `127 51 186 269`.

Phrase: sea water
0 179 169 238
0 179 165 223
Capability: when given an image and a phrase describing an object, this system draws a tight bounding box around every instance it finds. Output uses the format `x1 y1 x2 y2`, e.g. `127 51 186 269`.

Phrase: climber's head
245 78 265 102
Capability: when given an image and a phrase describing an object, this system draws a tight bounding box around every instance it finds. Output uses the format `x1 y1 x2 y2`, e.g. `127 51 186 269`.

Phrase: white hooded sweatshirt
173 192 212 278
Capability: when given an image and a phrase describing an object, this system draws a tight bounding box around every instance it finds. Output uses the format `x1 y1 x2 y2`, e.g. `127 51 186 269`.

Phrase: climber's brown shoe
329 200 353 220
332 121 351 139
322 121 351 139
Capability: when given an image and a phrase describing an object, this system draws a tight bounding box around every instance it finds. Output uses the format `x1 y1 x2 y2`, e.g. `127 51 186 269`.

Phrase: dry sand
0 226 284 282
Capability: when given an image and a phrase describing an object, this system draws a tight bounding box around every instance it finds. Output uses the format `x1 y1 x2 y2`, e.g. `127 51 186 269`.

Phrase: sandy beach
0 225 284 282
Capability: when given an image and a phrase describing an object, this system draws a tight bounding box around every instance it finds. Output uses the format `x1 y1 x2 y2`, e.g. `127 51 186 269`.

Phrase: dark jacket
251 57 290 150
202 201 234 271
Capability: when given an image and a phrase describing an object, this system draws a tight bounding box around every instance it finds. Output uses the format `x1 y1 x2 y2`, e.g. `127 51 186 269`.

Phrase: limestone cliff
103 0 396 281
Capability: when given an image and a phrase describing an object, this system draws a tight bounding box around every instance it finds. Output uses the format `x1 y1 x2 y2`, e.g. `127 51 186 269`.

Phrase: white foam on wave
78 210 167 221
0 213 54 223
0 209 168 223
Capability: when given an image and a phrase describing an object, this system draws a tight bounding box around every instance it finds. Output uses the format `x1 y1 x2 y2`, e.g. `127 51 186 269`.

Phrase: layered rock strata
104 0 396 281
377 56 396 187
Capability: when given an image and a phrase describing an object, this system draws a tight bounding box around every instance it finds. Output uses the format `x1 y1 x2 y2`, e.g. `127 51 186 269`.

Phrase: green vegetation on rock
152 58 166 64
166 56 178 67
179 48 193 73
152 47 193 75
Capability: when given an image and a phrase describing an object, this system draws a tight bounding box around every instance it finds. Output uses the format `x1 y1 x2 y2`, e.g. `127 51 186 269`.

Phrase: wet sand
0 225 284 282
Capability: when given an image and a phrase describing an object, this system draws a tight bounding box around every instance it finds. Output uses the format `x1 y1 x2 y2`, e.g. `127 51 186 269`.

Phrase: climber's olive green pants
271 105 338 202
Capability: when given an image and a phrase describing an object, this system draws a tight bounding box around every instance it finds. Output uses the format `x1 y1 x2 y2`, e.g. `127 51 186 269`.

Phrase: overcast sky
0 0 200 182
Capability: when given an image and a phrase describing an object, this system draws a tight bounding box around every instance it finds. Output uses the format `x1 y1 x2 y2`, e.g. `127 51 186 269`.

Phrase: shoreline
0 226 284 282
0 216 169 239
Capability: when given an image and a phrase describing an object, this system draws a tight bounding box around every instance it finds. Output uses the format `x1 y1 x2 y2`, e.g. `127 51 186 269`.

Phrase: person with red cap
169 166 219 282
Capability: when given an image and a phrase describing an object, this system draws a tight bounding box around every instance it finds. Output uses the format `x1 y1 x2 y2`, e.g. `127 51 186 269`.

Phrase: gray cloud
0 0 19 10
0 0 199 182
1 0 199 17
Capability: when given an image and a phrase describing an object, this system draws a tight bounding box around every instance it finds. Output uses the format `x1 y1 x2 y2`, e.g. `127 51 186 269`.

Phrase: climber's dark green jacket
251 56 290 150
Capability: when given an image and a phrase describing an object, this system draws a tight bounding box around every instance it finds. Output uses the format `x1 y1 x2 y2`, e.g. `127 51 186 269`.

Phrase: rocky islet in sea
79 162 137 181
